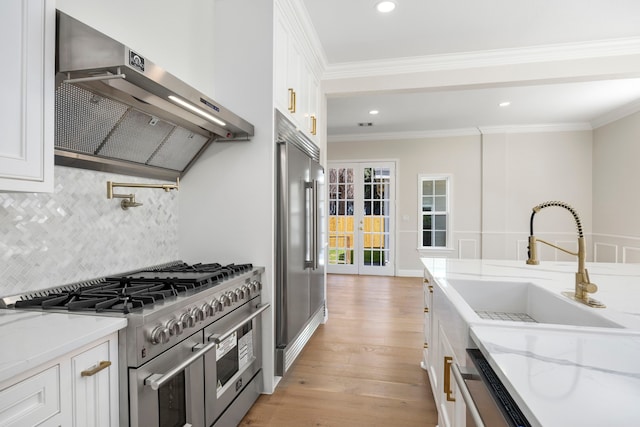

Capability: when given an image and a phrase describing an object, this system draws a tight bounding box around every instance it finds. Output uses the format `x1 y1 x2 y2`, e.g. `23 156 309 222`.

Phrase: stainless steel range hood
54 11 254 180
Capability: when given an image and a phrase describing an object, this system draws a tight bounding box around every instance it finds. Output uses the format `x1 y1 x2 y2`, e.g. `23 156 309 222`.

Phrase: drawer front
0 365 61 427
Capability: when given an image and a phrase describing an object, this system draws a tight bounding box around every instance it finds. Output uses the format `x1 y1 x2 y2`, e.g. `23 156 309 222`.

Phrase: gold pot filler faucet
107 178 179 210
527 201 605 308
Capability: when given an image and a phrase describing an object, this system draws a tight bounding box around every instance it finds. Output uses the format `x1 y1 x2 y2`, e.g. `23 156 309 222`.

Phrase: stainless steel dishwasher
451 349 532 427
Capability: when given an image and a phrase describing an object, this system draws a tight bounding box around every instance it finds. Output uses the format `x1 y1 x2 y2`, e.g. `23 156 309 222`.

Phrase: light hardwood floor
240 274 438 426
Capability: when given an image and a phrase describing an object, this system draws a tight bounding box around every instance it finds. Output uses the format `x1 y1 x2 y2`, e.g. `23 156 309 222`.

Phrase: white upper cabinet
274 0 322 142
0 0 55 193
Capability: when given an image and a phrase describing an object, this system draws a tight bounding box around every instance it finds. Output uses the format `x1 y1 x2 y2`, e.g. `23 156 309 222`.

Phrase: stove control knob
210 297 223 313
221 294 231 307
250 280 260 292
191 307 205 323
227 291 238 303
165 319 183 336
150 326 171 345
200 302 213 318
235 288 245 300
180 311 196 329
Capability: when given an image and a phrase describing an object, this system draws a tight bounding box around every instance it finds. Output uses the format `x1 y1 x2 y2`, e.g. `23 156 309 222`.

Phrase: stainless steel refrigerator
275 110 325 376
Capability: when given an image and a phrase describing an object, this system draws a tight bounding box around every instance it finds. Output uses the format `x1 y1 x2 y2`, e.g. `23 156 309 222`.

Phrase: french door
327 161 395 276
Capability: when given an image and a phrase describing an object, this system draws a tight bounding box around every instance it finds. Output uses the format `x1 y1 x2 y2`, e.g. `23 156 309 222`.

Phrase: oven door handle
144 303 270 391
145 339 217 391
208 303 270 344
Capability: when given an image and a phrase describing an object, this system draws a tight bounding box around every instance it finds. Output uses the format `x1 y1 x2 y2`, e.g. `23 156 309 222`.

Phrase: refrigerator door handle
304 181 314 269
312 178 319 270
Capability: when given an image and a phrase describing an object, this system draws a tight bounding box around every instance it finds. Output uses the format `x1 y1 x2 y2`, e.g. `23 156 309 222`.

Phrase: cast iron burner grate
9 262 254 314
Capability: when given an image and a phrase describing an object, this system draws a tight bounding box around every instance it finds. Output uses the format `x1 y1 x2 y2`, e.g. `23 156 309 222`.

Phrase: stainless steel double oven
131 294 268 427
2 262 267 427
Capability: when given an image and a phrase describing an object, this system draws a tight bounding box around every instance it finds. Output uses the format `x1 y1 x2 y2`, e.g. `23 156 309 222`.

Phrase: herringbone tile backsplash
0 166 179 297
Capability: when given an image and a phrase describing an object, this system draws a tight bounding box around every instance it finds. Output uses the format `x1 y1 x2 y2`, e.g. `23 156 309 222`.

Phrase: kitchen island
421 258 640 427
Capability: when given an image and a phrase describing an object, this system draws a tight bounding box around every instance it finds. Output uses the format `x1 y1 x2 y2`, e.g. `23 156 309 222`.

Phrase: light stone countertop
0 310 126 384
471 324 640 427
421 258 640 427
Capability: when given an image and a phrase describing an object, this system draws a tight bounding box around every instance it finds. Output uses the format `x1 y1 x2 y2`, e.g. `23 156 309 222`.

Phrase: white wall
178 0 278 393
328 129 593 275
57 0 217 97
482 130 593 261
593 111 640 263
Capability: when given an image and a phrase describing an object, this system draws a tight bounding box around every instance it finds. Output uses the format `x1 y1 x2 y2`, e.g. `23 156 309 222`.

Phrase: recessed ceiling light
376 1 396 13
369 110 379 115
499 101 511 107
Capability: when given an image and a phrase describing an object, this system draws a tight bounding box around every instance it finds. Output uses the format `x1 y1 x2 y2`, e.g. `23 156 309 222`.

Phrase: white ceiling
300 0 640 139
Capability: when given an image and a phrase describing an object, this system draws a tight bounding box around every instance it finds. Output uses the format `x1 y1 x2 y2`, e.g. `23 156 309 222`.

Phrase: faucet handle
582 269 597 293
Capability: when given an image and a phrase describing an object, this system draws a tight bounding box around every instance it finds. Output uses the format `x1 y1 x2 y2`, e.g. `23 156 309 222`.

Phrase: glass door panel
359 165 394 276
327 162 395 276
328 165 357 274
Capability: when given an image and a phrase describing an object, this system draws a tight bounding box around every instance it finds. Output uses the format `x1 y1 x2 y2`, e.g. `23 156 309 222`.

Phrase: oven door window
158 371 187 427
216 322 253 393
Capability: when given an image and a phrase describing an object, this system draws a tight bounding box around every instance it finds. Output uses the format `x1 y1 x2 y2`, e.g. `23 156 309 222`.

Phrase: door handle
304 180 319 269
304 181 313 268
312 179 319 269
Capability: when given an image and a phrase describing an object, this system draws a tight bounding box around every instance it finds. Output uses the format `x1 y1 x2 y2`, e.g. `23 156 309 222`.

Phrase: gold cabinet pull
443 356 455 402
423 278 430 284
81 360 111 377
424 342 429 349
428 285 434 293
424 307 429 313
288 88 296 112
311 115 317 135
288 88 296 113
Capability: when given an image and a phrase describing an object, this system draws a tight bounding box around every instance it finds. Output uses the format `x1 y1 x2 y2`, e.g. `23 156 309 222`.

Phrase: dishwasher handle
451 362 485 427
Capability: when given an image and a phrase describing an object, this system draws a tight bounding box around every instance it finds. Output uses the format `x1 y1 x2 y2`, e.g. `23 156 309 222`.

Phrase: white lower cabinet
426 272 469 427
0 365 62 427
437 324 465 427
71 338 118 427
0 333 118 427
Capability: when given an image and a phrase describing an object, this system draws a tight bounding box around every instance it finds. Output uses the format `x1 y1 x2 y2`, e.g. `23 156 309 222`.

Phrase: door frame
326 160 397 276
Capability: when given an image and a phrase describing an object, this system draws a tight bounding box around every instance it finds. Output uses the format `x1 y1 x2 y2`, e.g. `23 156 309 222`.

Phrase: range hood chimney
54 11 254 180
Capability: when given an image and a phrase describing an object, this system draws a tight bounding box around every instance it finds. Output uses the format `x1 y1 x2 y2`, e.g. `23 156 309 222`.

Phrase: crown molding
323 37 640 80
328 123 594 143
590 98 640 129
478 123 593 134
328 128 481 143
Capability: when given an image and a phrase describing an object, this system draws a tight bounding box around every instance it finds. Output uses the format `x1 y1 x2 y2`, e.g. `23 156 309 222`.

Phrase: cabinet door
0 0 54 192
0 365 62 427
422 273 434 369
307 70 320 140
71 337 118 427
437 324 457 427
274 8 292 115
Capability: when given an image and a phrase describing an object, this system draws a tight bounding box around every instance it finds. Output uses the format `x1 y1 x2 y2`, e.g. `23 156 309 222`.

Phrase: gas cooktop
2 262 254 314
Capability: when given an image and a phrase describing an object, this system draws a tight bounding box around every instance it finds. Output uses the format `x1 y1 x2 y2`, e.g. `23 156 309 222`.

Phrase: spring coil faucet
527 201 605 308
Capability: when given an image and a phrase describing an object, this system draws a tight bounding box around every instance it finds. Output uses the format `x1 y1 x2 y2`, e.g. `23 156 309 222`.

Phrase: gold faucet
526 201 605 308
107 178 179 210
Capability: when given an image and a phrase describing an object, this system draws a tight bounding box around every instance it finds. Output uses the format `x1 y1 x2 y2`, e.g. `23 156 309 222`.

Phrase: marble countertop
421 258 640 427
471 325 640 427
0 310 126 384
